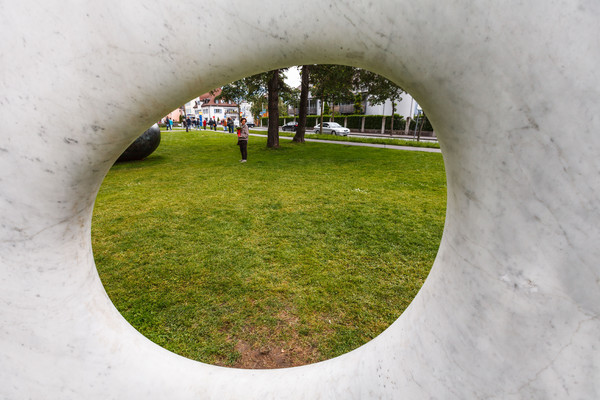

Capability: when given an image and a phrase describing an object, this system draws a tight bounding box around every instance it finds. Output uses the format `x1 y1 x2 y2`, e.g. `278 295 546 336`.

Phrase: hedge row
408 117 433 132
260 114 433 132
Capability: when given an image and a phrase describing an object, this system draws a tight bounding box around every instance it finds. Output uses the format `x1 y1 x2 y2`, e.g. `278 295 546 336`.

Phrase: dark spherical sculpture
117 123 161 162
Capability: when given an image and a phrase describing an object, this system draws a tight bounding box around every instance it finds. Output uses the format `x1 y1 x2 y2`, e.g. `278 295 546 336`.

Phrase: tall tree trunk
293 65 309 143
267 69 280 148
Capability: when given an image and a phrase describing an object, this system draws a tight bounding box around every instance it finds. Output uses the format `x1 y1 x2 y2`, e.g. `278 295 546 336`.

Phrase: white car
313 122 350 136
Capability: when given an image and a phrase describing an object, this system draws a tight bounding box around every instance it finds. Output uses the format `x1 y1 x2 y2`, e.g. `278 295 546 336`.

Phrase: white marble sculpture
1 1 599 399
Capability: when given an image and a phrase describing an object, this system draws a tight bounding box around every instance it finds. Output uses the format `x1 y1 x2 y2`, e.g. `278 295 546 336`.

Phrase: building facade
162 89 240 126
198 89 239 125
293 90 420 119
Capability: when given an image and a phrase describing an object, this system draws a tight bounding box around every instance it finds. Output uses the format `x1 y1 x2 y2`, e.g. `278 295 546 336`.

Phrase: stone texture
117 123 161 162
0 1 598 399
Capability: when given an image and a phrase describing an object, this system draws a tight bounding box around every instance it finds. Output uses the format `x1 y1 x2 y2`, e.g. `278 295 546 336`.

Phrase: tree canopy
215 65 409 139
217 69 295 148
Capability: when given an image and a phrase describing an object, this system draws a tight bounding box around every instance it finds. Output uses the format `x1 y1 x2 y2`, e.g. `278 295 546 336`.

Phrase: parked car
313 122 350 136
281 121 298 132
246 122 255 128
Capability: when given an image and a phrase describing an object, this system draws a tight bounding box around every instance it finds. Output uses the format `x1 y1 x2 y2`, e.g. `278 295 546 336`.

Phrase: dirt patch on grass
232 340 294 369
218 308 322 369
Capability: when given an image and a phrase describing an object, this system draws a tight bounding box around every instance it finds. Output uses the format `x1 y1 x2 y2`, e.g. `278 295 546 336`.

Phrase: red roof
199 88 238 107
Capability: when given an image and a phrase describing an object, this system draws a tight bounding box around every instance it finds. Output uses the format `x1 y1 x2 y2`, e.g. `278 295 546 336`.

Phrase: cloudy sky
285 66 301 88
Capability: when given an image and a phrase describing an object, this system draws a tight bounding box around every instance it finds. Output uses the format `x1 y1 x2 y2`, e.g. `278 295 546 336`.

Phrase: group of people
173 116 235 132
184 117 202 132
164 117 174 130
163 115 249 163
167 116 240 131
205 117 235 133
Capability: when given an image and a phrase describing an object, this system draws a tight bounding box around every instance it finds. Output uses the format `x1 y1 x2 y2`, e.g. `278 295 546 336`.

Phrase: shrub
385 114 406 130
409 116 433 132
363 115 385 130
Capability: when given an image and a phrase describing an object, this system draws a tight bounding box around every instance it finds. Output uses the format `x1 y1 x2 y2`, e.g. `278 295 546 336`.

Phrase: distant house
198 89 239 125
162 89 240 126
161 108 184 125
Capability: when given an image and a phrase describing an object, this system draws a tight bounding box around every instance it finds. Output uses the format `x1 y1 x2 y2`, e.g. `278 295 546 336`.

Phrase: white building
298 90 420 119
183 99 198 119
239 101 255 125
163 89 241 126
198 89 239 125
360 95 419 119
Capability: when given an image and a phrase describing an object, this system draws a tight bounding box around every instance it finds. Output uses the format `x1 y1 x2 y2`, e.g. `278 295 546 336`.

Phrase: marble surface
1 0 599 399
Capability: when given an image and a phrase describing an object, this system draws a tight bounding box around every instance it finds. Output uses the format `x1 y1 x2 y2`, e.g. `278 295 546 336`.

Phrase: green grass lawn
92 130 446 368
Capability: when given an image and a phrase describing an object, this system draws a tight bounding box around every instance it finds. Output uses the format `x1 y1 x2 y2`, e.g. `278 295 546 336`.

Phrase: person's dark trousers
239 140 248 160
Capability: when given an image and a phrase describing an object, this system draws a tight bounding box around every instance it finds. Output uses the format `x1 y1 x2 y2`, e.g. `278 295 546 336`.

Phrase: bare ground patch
216 308 322 369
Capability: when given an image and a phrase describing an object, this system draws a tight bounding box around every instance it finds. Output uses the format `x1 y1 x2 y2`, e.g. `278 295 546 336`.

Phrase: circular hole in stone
92 70 446 369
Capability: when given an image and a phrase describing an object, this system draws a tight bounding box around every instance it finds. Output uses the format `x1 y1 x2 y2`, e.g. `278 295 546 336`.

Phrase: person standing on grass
237 117 249 163
203 118 207 130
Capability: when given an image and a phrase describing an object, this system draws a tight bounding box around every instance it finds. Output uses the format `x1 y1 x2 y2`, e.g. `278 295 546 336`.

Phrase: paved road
249 133 441 153
253 126 438 142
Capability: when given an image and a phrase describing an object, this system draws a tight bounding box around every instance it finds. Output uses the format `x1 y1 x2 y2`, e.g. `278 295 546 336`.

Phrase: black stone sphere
117 124 161 162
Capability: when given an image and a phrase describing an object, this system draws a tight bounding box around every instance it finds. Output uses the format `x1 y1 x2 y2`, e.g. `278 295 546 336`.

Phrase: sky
285 66 301 88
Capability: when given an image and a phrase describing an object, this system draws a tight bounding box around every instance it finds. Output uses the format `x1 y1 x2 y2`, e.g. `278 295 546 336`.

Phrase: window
214 109 222 114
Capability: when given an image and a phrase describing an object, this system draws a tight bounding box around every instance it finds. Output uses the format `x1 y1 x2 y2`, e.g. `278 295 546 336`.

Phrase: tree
278 98 289 116
356 70 405 134
213 80 248 124
293 65 310 143
280 85 300 117
239 69 289 148
415 111 429 142
353 93 364 114
214 69 290 148
311 64 357 133
266 70 281 148
247 93 266 125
